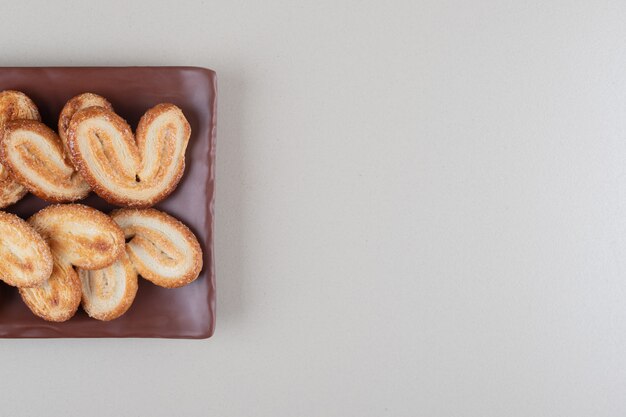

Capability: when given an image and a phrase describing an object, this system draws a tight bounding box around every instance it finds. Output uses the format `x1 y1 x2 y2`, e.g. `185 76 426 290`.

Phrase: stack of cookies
0 91 203 322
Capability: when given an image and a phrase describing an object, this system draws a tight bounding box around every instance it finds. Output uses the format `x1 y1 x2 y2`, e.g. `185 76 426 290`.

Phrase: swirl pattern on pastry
0 211 52 288
109 208 202 288
19 204 125 322
0 120 90 202
58 93 113 156
0 91 40 208
67 103 191 207
79 251 138 321
75 209 200 320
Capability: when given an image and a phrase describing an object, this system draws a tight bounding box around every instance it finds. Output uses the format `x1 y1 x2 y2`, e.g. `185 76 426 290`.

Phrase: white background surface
1 0 626 415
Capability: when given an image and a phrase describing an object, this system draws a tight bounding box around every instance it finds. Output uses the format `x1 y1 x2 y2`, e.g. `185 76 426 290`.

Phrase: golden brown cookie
0 211 52 288
19 204 125 322
111 208 203 288
67 103 191 207
20 260 83 323
79 251 138 321
0 119 90 202
0 90 40 208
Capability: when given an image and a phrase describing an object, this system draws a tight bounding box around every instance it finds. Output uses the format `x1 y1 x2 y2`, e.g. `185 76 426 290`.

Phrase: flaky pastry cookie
0 91 40 208
113 209 203 287
67 103 191 207
0 120 91 202
79 251 138 321
19 204 125 322
0 211 52 288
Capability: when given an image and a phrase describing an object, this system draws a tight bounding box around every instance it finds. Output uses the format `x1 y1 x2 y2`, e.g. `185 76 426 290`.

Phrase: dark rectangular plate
0 67 216 338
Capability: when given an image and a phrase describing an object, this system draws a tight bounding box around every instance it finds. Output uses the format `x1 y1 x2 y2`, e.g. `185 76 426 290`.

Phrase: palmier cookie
0 211 52 288
19 205 125 322
0 119 91 202
58 93 113 156
114 209 203 287
79 251 138 321
67 103 191 207
0 91 40 208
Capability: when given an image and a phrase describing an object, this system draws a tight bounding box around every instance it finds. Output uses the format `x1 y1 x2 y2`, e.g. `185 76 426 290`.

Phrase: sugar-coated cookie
0 119 90 202
0 211 52 288
67 103 191 207
112 208 203 288
79 251 138 321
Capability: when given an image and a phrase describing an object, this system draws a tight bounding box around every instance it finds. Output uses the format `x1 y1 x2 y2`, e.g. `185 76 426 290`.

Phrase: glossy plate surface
0 67 216 338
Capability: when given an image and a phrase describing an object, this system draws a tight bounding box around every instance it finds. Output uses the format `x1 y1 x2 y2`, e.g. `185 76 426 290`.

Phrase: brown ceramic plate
0 67 216 338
